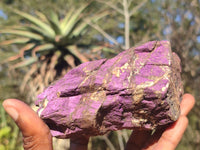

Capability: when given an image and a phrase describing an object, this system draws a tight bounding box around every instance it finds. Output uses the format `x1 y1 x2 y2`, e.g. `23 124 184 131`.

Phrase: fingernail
3 106 19 121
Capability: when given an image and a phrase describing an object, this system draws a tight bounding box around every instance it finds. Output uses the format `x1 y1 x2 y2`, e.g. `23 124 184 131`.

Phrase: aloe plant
0 3 108 100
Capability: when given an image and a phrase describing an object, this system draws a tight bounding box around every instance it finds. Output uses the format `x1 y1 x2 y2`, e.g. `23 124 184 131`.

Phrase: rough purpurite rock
35 41 183 139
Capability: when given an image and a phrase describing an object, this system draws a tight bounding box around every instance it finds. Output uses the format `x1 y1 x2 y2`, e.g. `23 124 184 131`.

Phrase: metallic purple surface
35 41 183 138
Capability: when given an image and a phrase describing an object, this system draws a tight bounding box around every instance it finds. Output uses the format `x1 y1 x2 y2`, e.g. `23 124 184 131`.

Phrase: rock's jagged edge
35 41 183 139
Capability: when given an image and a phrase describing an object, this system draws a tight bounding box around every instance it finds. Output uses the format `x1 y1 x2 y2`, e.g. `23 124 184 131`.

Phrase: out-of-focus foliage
158 0 200 149
0 0 87 25
0 49 25 150
0 2 110 101
0 0 200 150
90 0 161 50
0 65 24 150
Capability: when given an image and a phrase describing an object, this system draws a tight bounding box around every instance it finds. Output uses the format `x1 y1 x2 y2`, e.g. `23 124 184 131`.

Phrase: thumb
3 99 53 150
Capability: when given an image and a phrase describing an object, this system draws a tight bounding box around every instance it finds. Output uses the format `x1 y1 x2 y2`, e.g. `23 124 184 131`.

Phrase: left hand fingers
180 94 195 116
3 99 53 150
153 116 188 150
125 94 195 150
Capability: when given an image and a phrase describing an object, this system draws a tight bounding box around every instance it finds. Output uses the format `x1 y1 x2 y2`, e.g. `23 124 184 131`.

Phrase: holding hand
2 94 195 150
125 94 195 150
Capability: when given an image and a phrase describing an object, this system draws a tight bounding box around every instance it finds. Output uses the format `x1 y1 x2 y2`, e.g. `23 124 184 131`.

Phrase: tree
0 2 108 101
157 0 200 149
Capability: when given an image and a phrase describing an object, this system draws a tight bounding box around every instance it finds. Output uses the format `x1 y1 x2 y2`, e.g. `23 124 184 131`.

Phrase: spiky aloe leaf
0 30 43 40
67 45 89 63
1 43 36 64
32 44 55 56
12 57 38 69
72 11 109 37
23 25 54 40
60 9 74 32
13 9 55 38
47 12 62 35
2 25 28 30
61 4 89 37
17 43 36 60
0 51 19 64
71 21 88 37
0 38 30 45
92 11 109 22
35 11 49 23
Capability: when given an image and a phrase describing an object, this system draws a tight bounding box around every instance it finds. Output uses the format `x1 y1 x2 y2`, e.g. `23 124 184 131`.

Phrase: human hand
2 94 195 150
2 99 53 150
125 94 195 150
2 99 88 150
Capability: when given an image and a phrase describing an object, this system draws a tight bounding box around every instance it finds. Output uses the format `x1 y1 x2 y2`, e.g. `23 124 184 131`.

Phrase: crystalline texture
35 41 183 138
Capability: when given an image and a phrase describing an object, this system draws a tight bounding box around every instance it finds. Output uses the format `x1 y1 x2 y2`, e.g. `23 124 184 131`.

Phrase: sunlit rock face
35 41 183 139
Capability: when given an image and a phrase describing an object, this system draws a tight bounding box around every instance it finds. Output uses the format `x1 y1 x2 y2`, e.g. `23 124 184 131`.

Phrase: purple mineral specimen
35 41 183 139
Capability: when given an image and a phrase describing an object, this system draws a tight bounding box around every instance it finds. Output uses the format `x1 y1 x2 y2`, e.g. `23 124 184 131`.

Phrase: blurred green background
0 0 199 149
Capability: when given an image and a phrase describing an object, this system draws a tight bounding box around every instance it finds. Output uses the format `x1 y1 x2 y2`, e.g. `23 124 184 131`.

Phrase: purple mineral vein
35 41 183 138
